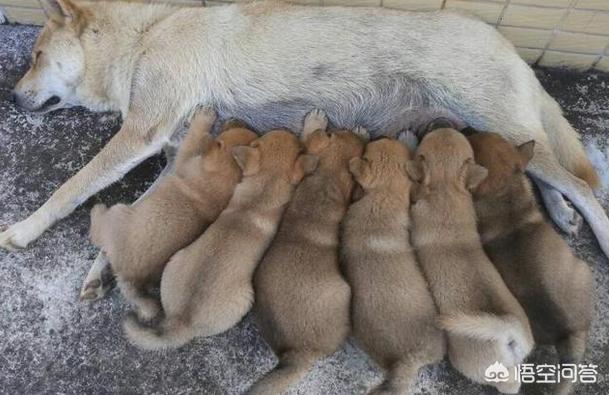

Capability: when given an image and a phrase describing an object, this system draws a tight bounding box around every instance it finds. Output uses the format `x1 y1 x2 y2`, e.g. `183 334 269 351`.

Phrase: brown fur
342 137 446 394
123 129 310 350
407 129 534 394
469 132 593 395
250 110 365 395
90 109 256 320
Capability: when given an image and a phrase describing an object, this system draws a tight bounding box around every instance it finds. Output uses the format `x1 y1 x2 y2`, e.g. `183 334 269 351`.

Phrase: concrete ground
0 24 608 394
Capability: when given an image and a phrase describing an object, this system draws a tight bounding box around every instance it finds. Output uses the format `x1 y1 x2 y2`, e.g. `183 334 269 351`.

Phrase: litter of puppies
91 108 594 395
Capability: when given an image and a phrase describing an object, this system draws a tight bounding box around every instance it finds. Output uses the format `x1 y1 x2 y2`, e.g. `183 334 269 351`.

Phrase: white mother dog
4 0 606 299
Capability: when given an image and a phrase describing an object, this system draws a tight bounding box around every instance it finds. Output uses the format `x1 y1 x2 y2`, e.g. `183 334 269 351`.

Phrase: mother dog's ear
290 154 318 185
42 0 84 28
232 145 261 176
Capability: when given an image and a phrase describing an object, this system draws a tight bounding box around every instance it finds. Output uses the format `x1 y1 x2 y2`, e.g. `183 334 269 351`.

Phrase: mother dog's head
13 0 90 113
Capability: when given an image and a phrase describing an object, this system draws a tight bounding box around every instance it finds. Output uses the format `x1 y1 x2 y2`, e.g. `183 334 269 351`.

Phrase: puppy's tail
438 312 533 364
123 314 195 351
248 350 319 395
541 93 599 189
553 330 588 395
369 358 423 395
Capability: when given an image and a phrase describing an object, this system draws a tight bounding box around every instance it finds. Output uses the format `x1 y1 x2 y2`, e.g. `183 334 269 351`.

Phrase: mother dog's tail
123 314 195 350
438 312 534 365
541 93 599 189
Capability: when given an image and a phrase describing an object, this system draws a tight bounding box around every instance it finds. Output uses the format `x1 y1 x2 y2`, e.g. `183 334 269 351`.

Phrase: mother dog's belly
213 82 469 137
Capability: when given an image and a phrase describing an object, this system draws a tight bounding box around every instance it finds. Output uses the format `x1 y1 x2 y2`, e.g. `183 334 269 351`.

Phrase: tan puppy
90 109 256 320
123 129 310 350
250 109 366 395
407 129 534 394
342 136 446 395
469 132 593 395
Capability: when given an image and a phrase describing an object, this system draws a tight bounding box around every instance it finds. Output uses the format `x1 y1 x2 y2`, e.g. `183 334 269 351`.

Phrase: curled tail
248 350 319 395
123 313 195 351
438 312 534 364
369 358 423 395
541 93 599 189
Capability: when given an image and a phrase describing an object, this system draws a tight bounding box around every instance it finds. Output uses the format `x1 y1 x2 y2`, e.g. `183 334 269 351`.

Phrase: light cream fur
342 137 445 394
407 129 534 394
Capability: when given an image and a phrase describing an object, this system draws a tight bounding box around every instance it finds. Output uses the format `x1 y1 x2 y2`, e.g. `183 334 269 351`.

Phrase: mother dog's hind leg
527 142 609 259
536 180 583 236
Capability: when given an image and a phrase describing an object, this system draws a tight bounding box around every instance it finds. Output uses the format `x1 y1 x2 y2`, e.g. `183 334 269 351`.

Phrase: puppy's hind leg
123 314 195 350
118 278 161 322
248 350 320 395
369 358 423 395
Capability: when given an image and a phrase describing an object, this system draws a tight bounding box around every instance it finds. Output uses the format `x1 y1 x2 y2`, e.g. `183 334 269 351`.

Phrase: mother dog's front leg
80 142 179 301
0 117 169 251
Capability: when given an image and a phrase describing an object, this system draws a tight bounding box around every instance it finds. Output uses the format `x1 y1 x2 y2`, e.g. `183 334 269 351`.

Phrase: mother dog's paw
0 219 44 251
557 202 583 236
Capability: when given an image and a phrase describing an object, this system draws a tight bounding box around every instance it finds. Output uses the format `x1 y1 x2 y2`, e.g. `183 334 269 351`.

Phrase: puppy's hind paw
80 273 115 302
302 108 328 137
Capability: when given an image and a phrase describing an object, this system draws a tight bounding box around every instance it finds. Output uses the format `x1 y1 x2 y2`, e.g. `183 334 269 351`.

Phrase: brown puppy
123 129 311 350
250 109 366 395
90 109 256 320
342 136 446 395
407 129 534 394
469 132 593 395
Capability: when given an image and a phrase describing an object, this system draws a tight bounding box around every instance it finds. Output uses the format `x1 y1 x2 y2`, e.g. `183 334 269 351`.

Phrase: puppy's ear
42 0 84 28
305 130 331 153
351 184 365 202
349 157 371 187
405 156 427 184
290 154 318 185
464 161 488 190
516 140 535 170
200 135 220 154
232 146 260 176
